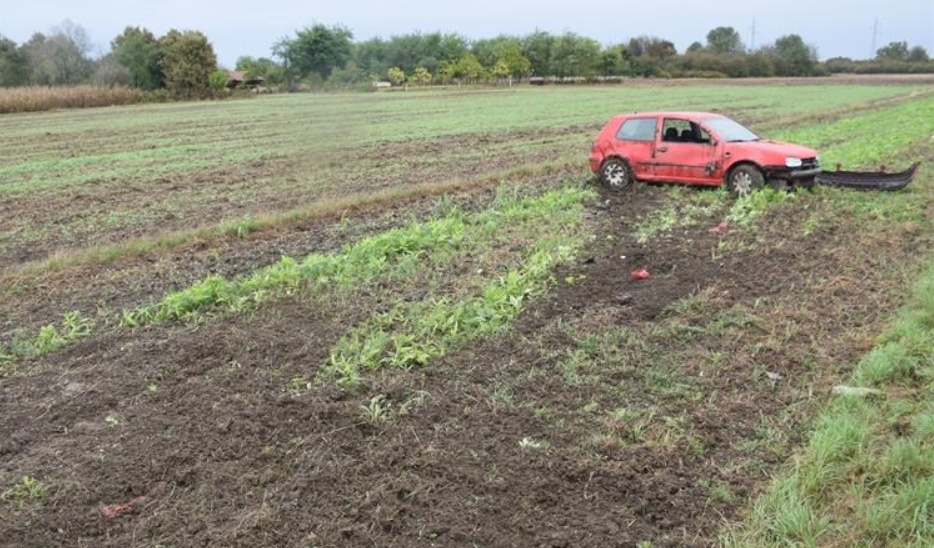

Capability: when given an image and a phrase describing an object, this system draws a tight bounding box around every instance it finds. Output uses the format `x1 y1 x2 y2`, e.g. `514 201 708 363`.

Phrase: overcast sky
1 0 932 66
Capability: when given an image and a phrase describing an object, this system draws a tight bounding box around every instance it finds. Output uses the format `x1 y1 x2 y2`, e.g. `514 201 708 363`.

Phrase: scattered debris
832 385 885 397
99 496 149 519
630 268 650 281
765 371 783 382
709 221 730 234
98 482 167 519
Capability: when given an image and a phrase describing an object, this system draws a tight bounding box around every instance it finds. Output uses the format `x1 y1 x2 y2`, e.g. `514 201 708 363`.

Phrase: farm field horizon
2 80 934 547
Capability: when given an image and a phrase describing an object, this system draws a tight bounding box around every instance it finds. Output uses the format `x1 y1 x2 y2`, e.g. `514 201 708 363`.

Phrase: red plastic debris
99 496 149 519
708 220 730 234
630 268 650 281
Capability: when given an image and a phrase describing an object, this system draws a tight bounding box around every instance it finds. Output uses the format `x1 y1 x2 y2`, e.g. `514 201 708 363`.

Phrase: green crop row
121 184 593 326
0 311 94 371
1 183 593 370
323 233 584 387
773 94 934 169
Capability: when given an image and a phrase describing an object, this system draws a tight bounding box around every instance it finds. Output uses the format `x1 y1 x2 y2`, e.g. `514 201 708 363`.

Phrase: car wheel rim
732 172 753 195
604 164 626 188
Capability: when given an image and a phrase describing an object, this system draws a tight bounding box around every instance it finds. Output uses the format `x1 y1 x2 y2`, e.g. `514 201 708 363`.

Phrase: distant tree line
0 20 222 98
268 25 933 86
1 20 932 94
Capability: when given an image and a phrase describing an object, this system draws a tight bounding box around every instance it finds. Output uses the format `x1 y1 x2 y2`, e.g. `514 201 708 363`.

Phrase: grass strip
720 256 934 547
0 159 579 285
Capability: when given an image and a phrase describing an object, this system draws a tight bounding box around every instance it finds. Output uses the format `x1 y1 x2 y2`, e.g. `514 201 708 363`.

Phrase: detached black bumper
816 162 920 191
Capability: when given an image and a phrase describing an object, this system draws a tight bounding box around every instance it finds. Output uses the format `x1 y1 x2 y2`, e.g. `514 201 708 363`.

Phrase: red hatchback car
589 111 821 195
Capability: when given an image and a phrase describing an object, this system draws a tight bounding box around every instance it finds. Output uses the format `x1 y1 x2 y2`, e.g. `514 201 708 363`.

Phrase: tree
209 70 230 93
771 34 817 76
522 30 555 76
686 41 704 54
599 47 627 76
112 27 163 90
386 66 405 85
21 21 94 85
706 26 744 54
412 66 432 85
353 37 388 77
550 32 601 78
908 45 930 63
274 24 353 81
160 30 217 98
495 38 531 78
45 20 94 84
445 53 483 81
93 52 132 86
876 41 909 61
0 35 30 87
21 33 53 85
623 36 677 77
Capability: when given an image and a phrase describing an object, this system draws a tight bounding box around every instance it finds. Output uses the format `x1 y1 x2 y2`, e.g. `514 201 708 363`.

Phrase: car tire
599 158 634 191
727 164 765 196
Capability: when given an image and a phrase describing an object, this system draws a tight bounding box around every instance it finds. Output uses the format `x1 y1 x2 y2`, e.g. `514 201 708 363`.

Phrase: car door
652 118 720 185
611 117 658 180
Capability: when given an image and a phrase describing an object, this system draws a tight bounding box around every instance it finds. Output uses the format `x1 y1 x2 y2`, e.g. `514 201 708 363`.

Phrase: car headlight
785 157 803 168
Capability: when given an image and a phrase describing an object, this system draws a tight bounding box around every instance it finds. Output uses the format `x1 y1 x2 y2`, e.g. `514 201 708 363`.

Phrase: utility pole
871 17 879 59
750 18 757 50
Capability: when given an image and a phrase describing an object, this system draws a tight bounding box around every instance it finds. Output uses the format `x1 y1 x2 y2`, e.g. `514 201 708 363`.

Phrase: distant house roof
226 71 266 88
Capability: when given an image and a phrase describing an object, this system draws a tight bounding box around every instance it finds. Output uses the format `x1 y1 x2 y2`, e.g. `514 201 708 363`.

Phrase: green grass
0 311 94 370
773 94 934 169
1 476 47 508
721 256 934 547
0 182 595 369
0 83 927 276
321 184 594 386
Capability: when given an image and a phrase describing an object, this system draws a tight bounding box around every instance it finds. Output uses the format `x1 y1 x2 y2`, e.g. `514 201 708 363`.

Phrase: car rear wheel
600 158 633 191
727 164 765 196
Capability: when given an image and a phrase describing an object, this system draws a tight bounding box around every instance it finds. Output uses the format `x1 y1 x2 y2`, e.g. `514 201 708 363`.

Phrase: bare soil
1 169 929 547
0 126 589 273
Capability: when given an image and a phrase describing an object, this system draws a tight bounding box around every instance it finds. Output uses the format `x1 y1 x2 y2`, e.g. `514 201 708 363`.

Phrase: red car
589 111 821 195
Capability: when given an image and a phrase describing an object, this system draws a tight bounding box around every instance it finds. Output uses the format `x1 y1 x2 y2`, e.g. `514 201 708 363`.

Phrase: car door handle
658 147 668 153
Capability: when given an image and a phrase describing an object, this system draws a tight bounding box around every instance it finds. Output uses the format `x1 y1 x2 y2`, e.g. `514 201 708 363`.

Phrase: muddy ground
1 163 930 547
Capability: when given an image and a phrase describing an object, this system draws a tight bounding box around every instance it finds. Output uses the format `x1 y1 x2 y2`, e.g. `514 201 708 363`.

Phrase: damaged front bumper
816 162 920 191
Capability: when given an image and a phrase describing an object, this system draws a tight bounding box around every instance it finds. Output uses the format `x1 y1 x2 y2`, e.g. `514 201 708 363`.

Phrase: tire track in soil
0 182 927 547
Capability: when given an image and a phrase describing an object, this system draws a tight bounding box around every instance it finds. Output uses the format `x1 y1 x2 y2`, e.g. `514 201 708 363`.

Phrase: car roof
614 111 726 120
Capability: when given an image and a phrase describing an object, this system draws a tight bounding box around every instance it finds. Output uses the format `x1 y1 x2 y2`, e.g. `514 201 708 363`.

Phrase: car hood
727 140 818 159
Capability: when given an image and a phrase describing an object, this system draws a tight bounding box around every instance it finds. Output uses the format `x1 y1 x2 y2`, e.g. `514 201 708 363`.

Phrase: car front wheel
727 164 765 196
600 158 633 191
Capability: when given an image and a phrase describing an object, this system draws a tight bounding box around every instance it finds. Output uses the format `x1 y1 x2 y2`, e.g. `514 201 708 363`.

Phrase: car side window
662 118 693 142
616 118 656 142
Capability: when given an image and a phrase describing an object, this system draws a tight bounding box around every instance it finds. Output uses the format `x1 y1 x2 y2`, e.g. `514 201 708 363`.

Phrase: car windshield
703 116 759 142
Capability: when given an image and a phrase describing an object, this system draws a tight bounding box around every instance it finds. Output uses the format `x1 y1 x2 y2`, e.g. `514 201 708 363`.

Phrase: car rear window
616 118 656 141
